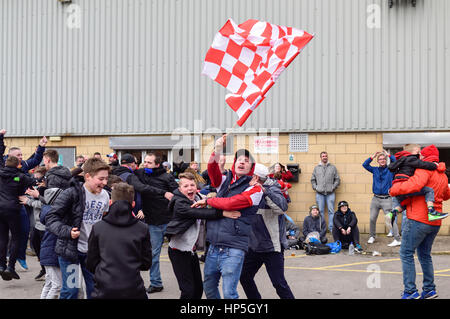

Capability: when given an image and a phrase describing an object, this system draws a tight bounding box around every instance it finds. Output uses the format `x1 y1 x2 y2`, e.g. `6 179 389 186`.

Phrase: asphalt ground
1 241 450 300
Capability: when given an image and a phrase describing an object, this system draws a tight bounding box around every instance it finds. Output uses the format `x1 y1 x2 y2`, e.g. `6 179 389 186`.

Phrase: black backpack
304 242 331 255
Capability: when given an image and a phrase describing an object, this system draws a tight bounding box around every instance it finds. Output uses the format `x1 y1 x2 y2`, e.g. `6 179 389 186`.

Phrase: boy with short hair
388 144 447 223
45 158 110 299
166 172 240 299
86 182 152 299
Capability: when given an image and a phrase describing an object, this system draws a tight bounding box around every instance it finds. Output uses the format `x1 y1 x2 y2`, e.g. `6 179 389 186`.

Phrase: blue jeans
392 186 435 211
400 218 440 294
58 253 94 299
315 192 336 231
149 223 167 288
203 245 246 299
17 206 30 261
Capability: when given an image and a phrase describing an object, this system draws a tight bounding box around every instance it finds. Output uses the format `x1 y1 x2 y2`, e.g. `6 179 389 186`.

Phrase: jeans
400 218 440 294
58 252 94 299
315 192 336 231
17 206 30 261
203 245 245 299
148 223 167 288
392 186 435 210
240 250 294 299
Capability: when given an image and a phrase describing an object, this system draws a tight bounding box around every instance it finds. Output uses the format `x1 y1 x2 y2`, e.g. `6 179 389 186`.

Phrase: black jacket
111 166 159 195
135 167 179 225
333 209 358 230
45 178 86 262
165 189 223 237
0 166 34 212
86 200 152 299
45 166 72 189
388 154 437 179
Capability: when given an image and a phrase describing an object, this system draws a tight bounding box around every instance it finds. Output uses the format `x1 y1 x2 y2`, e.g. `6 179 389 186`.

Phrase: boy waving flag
202 18 313 126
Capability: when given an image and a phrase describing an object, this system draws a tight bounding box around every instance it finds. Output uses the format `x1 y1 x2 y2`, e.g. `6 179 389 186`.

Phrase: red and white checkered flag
202 18 313 126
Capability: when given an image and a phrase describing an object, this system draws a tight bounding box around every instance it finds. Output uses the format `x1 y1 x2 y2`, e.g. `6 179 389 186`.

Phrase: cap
121 153 136 164
106 153 118 159
309 204 319 212
162 161 171 170
338 200 349 208
253 163 269 178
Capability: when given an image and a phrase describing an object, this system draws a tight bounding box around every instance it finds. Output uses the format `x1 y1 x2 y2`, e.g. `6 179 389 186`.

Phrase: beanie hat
253 163 269 179
421 144 439 162
309 204 319 213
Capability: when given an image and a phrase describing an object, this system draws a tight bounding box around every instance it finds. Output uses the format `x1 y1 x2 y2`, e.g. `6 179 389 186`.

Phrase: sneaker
388 239 402 247
401 291 420 299
34 269 46 281
421 290 438 299
146 286 164 294
367 237 375 244
354 244 362 253
17 259 28 270
428 211 448 221
0 266 11 281
386 230 393 237
3 267 20 280
386 210 397 227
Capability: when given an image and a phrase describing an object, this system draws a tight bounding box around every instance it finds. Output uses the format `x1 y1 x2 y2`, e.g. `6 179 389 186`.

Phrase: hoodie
0 166 34 212
205 149 263 252
86 200 152 299
45 165 72 189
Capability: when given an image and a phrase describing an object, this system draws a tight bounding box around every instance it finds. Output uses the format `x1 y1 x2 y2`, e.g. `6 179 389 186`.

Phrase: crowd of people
0 130 448 300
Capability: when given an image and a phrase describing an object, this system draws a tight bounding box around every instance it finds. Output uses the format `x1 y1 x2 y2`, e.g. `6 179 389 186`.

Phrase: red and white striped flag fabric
202 18 313 126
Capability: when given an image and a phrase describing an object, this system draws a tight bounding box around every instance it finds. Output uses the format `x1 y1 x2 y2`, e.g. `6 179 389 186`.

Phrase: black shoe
146 286 164 294
35 269 46 281
3 268 19 280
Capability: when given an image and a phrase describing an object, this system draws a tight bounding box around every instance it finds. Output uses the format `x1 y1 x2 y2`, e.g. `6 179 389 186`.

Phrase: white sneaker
388 239 401 247
387 230 393 237
367 237 375 244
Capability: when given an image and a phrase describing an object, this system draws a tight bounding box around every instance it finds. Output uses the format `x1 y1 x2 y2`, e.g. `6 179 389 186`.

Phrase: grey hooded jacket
311 162 340 195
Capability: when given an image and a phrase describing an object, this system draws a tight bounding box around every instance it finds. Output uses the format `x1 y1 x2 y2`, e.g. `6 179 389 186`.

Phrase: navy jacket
362 155 396 195
40 204 59 267
206 171 259 252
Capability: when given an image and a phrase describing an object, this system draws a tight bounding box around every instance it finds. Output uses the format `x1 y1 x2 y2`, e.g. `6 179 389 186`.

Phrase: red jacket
389 162 450 226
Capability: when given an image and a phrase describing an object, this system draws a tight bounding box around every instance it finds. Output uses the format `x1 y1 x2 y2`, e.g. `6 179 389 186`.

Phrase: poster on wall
254 136 279 154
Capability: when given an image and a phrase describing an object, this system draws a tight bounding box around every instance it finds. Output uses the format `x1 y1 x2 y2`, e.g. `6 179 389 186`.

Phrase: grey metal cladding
0 0 449 136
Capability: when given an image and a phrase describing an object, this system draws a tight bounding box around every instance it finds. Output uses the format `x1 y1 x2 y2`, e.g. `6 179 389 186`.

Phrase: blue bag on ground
326 241 342 254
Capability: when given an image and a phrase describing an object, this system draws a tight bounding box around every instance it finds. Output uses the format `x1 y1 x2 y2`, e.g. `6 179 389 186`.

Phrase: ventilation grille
289 133 308 152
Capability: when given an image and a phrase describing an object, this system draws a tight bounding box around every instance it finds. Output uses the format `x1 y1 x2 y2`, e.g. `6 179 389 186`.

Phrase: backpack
304 241 331 255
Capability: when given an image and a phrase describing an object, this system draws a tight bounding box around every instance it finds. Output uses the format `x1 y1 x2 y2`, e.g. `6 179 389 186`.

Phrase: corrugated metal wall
0 0 449 136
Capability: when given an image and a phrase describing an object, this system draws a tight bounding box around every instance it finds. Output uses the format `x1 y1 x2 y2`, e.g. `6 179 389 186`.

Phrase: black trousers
332 225 361 246
0 210 21 269
240 249 295 299
168 247 203 299
30 228 45 261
